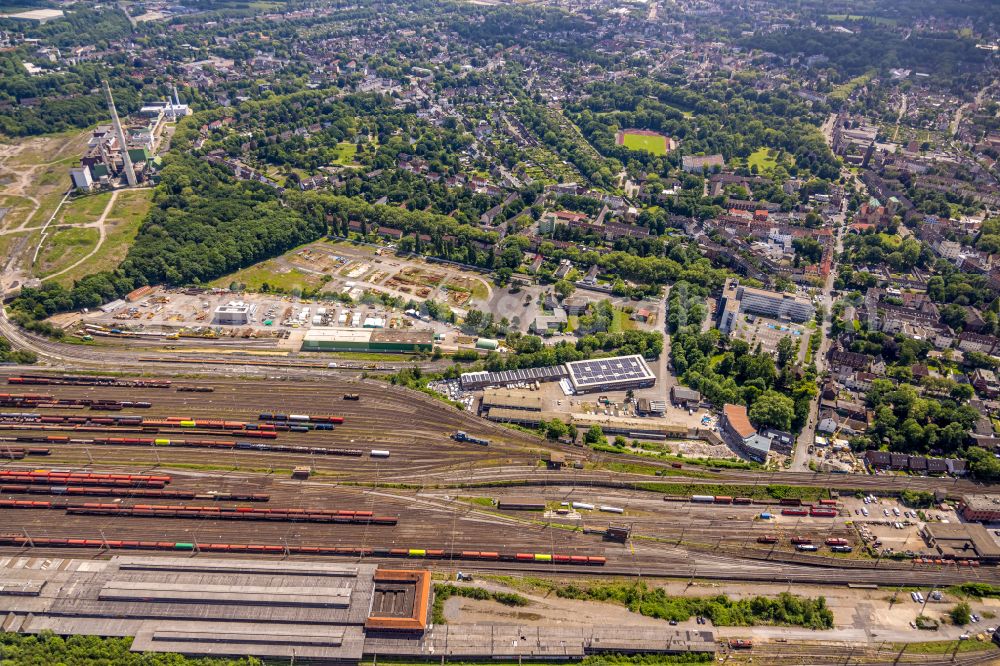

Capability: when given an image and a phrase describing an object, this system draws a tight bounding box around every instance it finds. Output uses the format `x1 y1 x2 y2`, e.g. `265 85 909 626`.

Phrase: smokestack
103 80 136 187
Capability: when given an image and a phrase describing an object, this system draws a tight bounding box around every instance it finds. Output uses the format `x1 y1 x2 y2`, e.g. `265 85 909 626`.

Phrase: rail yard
2 371 1000 664
0 373 995 579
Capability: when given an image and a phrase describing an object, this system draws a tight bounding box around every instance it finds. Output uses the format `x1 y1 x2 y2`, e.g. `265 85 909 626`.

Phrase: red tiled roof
723 403 755 440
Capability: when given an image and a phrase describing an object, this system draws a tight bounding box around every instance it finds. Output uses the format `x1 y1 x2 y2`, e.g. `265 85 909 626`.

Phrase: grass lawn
609 309 635 333
57 192 112 226
54 189 153 287
36 226 99 278
621 131 668 156
334 141 358 165
210 259 325 293
747 147 779 171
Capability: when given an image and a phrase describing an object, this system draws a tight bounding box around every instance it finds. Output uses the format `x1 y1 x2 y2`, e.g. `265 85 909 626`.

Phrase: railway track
742 642 1000 665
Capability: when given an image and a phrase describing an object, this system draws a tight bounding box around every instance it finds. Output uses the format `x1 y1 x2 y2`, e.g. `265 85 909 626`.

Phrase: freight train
63 503 397 524
259 413 345 425
0 485 267 501
1 434 364 457
8 375 171 388
0 534 607 565
0 447 49 459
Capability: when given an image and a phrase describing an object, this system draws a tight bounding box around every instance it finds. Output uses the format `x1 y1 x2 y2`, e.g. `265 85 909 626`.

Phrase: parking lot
726 314 810 362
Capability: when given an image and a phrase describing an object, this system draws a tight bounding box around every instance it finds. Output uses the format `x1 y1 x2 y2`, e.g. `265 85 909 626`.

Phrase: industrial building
0 555 716 661
213 301 252 325
670 386 701 408
720 403 772 462
717 279 815 334
921 523 1000 562
958 494 1000 523
565 355 656 394
460 364 569 391
301 327 434 353
481 387 544 412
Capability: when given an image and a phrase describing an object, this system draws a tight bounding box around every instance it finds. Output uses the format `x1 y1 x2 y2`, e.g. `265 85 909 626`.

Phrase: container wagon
756 535 778 544
714 496 733 505
790 536 812 545
343 394 360 400
825 538 849 546
781 508 809 516
796 544 819 552
830 545 853 553
732 497 752 505
778 498 802 506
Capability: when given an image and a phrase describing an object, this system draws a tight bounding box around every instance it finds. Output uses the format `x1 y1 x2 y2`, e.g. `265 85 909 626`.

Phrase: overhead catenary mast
103 79 137 187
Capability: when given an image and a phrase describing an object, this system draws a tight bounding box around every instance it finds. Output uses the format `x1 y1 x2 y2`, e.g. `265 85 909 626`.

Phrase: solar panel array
566 355 654 390
460 365 569 390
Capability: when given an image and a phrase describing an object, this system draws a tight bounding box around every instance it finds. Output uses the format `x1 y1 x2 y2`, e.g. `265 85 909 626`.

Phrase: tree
554 280 576 299
776 336 796 368
950 601 972 626
748 390 795 431
584 424 606 445
544 419 568 440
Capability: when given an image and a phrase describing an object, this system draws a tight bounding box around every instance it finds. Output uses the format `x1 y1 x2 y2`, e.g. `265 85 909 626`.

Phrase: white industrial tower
103 80 137 187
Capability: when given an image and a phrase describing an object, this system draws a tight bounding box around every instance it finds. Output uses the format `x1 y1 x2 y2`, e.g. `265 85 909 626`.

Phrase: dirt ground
444 577 1000 642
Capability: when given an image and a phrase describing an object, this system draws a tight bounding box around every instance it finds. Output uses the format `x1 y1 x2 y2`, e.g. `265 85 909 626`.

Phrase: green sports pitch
619 131 668 156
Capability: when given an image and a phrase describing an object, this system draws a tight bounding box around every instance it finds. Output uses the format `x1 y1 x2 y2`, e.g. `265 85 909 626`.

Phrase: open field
35 226 100 278
209 258 327 293
54 188 154 286
56 192 113 226
0 194 35 231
